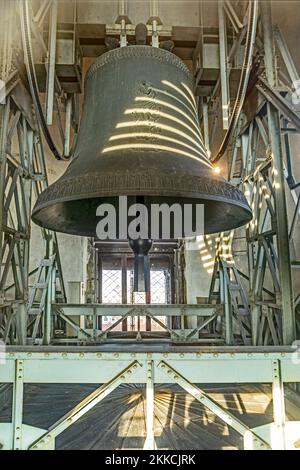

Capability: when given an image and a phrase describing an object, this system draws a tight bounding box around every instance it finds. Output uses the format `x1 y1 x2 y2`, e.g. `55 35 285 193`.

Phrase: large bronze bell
32 46 252 237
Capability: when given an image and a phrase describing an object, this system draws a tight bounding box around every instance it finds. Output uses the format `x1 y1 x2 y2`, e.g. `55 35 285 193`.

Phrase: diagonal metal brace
257 77 300 132
186 313 218 339
157 360 271 449
97 307 135 339
28 360 142 449
144 309 181 339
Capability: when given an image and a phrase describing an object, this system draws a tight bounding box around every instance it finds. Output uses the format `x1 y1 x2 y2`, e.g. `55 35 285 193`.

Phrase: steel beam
202 99 210 157
11 359 24 450
33 0 53 26
53 303 221 317
157 360 270 449
274 26 299 84
0 101 10 303
218 1 229 130
28 360 142 449
64 96 72 157
272 359 286 449
256 78 300 132
144 360 156 450
2 349 300 384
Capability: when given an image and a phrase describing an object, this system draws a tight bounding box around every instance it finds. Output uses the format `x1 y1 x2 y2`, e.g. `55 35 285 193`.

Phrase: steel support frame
236 109 299 346
261 1 295 345
246 2 297 345
205 0 299 346
1 349 298 450
28 360 142 450
157 359 270 449
10 2 293 344
0 81 65 345
0 96 34 345
51 303 224 344
209 234 251 345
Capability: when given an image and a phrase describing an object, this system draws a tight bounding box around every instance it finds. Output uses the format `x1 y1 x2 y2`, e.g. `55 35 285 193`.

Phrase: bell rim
32 171 251 216
32 196 252 237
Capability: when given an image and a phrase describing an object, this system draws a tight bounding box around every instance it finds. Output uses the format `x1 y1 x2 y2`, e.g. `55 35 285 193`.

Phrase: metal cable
19 0 69 160
211 0 258 163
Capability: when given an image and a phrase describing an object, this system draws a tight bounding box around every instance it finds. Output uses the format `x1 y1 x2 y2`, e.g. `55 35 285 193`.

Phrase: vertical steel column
64 95 72 157
19 118 33 344
46 0 58 125
149 0 159 48
118 0 128 47
0 101 9 304
272 359 286 449
218 1 229 130
121 254 128 331
144 360 156 450
261 1 296 345
44 239 54 345
22 122 33 293
12 359 24 450
202 99 211 157
220 266 233 344
14 303 27 346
